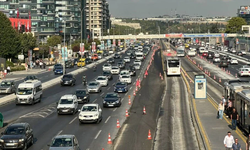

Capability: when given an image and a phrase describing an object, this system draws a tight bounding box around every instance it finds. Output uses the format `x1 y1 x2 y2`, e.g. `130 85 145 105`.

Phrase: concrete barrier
0 50 126 106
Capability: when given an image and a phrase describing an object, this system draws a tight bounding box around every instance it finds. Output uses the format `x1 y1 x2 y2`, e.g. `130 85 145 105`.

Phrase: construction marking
105 116 111 123
94 130 102 139
69 117 77 124
113 108 117 112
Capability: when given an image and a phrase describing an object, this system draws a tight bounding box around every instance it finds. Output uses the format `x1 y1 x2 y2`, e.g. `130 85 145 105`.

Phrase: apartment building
85 0 111 39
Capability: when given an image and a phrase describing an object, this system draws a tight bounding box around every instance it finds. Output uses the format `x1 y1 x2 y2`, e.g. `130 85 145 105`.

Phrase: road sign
92 42 96 52
183 34 224 38
107 39 111 47
101 41 105 50
61 47 68 61
194 74 206 99
80 43 84 55
18 55 24 60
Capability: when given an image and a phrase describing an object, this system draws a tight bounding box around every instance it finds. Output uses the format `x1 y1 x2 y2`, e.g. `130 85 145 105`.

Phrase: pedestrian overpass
100 33 239 40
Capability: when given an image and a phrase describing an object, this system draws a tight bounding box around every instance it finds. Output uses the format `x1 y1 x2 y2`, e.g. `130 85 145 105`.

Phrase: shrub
6 61 14 67
10 65 25 71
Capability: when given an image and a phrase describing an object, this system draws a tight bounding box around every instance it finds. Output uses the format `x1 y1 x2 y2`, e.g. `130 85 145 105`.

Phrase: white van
136 52 144 61
16 80 42 105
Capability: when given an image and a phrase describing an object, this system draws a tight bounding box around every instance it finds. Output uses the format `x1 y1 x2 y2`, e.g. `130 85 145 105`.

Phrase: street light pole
63 21 66 75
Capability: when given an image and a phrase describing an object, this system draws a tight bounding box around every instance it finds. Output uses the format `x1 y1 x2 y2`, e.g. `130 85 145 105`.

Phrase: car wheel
79 121 82 125
31 99 35 105
30 136 34 146
22 143 27 150
39 95 42 103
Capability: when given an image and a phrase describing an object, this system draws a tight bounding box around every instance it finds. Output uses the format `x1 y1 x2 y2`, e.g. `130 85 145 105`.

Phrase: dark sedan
0 123 34 150
75 89 89 103
129 66 136 76
117 62 125 69
54 66 64 75
103 70 113 80
85 58 93 64
207 52 214 59
236 51 243 56
114 82 128 93
114 54 121 59
130 53 136 59
24 75 38 81
60 74 76 86
103 93 121 107
107 58 115 64
53 64 62 71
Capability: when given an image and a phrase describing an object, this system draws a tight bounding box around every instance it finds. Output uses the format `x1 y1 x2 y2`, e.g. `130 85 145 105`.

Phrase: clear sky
108 0 249 18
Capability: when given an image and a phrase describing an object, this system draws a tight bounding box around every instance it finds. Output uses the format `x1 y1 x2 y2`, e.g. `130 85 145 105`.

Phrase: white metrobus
165 57 181 76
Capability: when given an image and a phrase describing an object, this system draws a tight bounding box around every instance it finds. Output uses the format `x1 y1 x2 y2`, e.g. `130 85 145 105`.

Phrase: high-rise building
0 0 85 43
237 6 250 24
85 0 111 39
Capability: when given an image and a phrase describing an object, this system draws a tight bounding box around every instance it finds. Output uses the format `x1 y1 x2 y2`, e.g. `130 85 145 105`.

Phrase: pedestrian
246 134 250 150
218 101 224 119
231 108 239 130
6 66 10 74
25 63 28 71
232 138 241 150
33 62 36 68
224 131 235 150
39 61 43 69
228 99 233 118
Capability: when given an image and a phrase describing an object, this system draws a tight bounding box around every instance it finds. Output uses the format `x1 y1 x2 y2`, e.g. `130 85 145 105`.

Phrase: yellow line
181 71 212 150
181 66 247 143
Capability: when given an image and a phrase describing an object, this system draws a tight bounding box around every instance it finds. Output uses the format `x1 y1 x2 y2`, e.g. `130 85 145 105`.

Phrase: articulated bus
165 57 181 76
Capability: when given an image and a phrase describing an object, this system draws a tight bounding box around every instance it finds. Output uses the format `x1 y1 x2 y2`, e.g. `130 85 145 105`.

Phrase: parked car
78 103 102 124
75 89 89 103
0 80 16 94
48 135 80 150
60 74 76 86
103 93 121 108
0 123 34 150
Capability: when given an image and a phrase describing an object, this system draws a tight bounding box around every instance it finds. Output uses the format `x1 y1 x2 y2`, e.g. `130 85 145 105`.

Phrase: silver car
0 80 16 94
48 135 80 150
87 81 102 93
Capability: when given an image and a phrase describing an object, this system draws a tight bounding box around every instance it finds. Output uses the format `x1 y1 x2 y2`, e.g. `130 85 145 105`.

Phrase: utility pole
63 21 66 75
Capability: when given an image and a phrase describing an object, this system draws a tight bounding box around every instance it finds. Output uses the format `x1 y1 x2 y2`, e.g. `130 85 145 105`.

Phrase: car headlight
103 101 106 103
60 79 63 82
79 114 83 117
94 114 98 117
0 139 4 142
84 96 87 99
116 100 120 103
69 80 72 82
19 139 24 142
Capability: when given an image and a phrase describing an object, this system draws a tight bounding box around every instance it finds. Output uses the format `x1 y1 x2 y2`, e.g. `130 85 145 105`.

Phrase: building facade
0 0 85 43
238 6 250 24
85 0 110 39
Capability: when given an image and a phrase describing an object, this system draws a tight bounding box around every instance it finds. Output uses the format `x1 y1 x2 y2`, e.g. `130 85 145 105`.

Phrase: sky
108 0 249 18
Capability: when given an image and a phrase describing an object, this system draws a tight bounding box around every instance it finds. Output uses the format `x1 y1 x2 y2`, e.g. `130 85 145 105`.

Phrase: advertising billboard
239 6 250 14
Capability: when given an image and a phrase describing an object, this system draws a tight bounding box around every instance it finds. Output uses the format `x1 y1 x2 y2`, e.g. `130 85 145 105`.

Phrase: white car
238 68 250 77
230 59 238 65
119 70 130 78
109 50 114 54
231 49 236 53
87 81 102 93
57 95 78 115
134 60 141 66
242 51 247 55
98 53 102 59
214 53 220 58
119 75 132 84
111 66 120 74
102 63 112 71
79 103 102 124
213 57 220 63
123 57 130 63
133 64 141 70
95 76 108 86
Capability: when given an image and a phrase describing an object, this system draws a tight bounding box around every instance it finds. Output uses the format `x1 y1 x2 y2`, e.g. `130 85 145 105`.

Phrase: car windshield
121 71 128 75
76 90 86 95
89 82 97 86
51 138 73 147
103 71 110 75
56 66 63 69
4 126 25 135
1 81 11 86
112 67 118 69
60 99 73 104
122 76 130 78
116 82 126 86
105 93 118 98
82 106 97 111
97 77 106 80
63 75 72 79
25 76 36 80
17 88 33 95
104 64 110 67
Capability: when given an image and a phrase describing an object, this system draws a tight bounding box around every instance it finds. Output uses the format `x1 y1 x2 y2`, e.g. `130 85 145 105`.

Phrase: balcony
42 1 55 4
19 0 31 4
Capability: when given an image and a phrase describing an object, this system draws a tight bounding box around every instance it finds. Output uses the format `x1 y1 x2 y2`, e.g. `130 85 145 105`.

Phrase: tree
225 17 247 33
47 35 62 48
19 33 37 57
0 12 22 59
210 23 219 33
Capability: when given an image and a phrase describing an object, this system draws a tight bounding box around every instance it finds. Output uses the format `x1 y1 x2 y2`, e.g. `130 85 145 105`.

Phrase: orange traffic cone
143 106 146 115
136 86 138 92
117 119 120 128
148 130 152 140
126 109 129 117
219 78 221 83
214 75 216 80
128 99 131 105
208 72 211 77
107 133 112 144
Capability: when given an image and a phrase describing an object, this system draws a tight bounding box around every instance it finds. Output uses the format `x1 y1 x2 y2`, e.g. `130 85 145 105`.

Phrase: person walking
224 131 235 150
39 61 43 69
6 66 10 74
232 138 241 150
231 108 239 130
218 101 224 119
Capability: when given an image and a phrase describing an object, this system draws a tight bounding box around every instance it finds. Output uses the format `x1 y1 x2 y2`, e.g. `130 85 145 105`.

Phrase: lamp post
63 20 66 75
80 7 86 68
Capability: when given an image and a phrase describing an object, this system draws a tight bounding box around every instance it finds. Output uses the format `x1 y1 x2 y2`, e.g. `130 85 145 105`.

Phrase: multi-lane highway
0 45 157 150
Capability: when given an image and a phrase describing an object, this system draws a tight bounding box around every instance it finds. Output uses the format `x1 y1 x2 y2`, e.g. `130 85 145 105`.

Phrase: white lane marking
130 87 132 90
107 87 110 90
113 108 117 112
57 130 63 135
121 98 124 102
69 117 77 124
94 130 102 139
125 93 128 95
133 82 135 85
105 116 111 123
93 99 97 103
100 93 104 96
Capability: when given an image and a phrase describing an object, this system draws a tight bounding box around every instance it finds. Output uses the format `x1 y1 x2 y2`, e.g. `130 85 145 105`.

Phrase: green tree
47 35 62 48
19 33 37 57
210 23 219 33
0 12 22 59
225 17 247 33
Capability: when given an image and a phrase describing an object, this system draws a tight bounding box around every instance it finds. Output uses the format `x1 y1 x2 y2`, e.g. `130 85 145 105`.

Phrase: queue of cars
0 41 152 150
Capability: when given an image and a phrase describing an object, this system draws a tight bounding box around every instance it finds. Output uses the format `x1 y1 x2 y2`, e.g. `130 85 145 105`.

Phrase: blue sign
184 34 226 38
107 39 111 47
61 47 68 61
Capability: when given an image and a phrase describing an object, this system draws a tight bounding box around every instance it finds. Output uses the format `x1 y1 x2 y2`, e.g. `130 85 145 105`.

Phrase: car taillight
241 71 243 73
